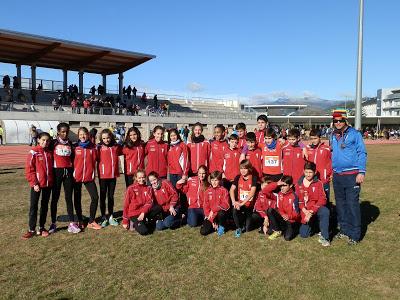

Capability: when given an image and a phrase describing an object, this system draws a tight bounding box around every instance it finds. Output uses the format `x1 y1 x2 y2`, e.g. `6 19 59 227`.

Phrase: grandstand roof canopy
0 29 155 75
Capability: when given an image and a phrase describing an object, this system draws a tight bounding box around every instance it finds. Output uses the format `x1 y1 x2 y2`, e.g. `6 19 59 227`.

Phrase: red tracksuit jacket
153 180 179 212
25 146 54 188
52 138 73 168
123 142 145 176
295 176 327 224
245 148 263 179
282 144 306 183
73 143 97 183
254 182 278 218
255 130 265 144
238 137 247 150
203 186 230 223
305 143 332 184
209 139 228 173
276 190 300 223
176 176 206 209
167 142 190 176
123 182 154 220
223 147 241 181
97 144 123 179
188 139 210 174
145 139 168 177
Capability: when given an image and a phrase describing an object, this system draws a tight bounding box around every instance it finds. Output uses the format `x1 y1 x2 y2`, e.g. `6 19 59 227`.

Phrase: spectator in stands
122 86 126 96
52 98 59 111
89 127 97 144
37 83 43 91
126 85 132 99
83 97 91 114
71 98 77 113
90 85 96 96
68 84 74 96
153 94 158 109
141 92 147 103
2 75 10 88
0 125 3 145
73 85 78 95
165 102 170 117
13 76 20 89
132 86 137 98
183 126 189 143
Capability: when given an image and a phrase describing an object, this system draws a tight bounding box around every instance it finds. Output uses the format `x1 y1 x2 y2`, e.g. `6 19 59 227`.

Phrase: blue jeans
333 173 361 241
169 174 181 189
187 208 204 227
299 206 330 240
156 206 182 230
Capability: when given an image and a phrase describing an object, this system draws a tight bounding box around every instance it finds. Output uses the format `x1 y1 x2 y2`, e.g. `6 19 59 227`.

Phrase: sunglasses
333 119 346 124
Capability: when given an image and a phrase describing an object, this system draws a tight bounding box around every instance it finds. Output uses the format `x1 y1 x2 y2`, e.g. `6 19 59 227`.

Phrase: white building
362 98 377 117
377 87 400 116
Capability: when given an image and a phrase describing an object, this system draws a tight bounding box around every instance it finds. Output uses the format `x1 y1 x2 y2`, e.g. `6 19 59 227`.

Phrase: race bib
55 145 71 157
239 190 250 201
264 156 279 167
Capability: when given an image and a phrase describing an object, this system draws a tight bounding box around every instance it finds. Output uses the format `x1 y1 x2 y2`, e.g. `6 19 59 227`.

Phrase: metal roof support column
31 65 36 91
63 69 68 92
78 70 84 94
16 64 21 87
118 72 123 98
102 74 107 94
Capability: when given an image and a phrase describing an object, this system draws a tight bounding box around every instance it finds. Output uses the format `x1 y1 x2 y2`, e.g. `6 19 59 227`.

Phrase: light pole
355 0 364 130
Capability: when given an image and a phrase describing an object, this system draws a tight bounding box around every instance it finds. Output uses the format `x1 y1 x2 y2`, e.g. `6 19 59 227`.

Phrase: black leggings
74 181 99 223
99 178 117 218
247 212 265 232
233 206 255 232
267 208 298 241
51 168 74 223
125 174 134 188
200 210 229 236
29 187 51 231
129 204 163 235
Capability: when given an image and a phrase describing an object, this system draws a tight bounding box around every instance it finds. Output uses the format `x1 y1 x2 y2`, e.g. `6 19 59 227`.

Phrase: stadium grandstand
1 29 399 144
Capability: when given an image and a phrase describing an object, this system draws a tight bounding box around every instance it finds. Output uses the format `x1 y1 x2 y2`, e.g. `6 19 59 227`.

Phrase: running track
0 140 399 169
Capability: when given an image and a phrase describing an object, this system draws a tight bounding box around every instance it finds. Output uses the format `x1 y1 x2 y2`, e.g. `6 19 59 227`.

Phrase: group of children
23 115 334 246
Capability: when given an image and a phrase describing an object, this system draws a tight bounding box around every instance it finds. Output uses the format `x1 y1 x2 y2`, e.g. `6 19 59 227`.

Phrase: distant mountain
253 97 342 116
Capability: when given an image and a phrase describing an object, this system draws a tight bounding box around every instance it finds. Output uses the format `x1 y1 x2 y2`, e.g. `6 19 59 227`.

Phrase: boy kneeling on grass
266 175 300 241
23 132 53 240
296 162 331 247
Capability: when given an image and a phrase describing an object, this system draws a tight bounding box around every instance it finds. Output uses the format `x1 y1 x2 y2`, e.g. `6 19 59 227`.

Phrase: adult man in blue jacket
330 110 367 245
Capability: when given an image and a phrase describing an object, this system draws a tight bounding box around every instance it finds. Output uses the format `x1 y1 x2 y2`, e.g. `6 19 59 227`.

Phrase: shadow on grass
360 201 380 240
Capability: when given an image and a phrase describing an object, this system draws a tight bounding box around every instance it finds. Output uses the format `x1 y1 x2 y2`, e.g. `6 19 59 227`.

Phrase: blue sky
0 0 398 103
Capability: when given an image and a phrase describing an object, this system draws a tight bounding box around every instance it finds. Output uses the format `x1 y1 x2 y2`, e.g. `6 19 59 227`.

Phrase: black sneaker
347 239 359 246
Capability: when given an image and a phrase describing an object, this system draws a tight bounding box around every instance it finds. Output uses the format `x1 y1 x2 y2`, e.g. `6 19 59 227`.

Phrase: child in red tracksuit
123 126 145 187
50 122 77 234
97 128 122 227
148 172 181 230
235 123 247 150
282 128 306 184
209 125 228 173
222 134 241 190
296 162 330 247
255 114 268 144
188 122 210 175
230 159 258 237
122 170 162 235
22 132 54 240
145 126 168 178
251 175 278 236
261 128 283 182
73 127 101 230
176 165 209 227
167 128 189 188
306 128 332 202
267 175 300 241
200 171 230 236
240 132 262 179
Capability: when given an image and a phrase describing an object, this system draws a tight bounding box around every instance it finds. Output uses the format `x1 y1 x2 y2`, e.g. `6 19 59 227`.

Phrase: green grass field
0 144 399 300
